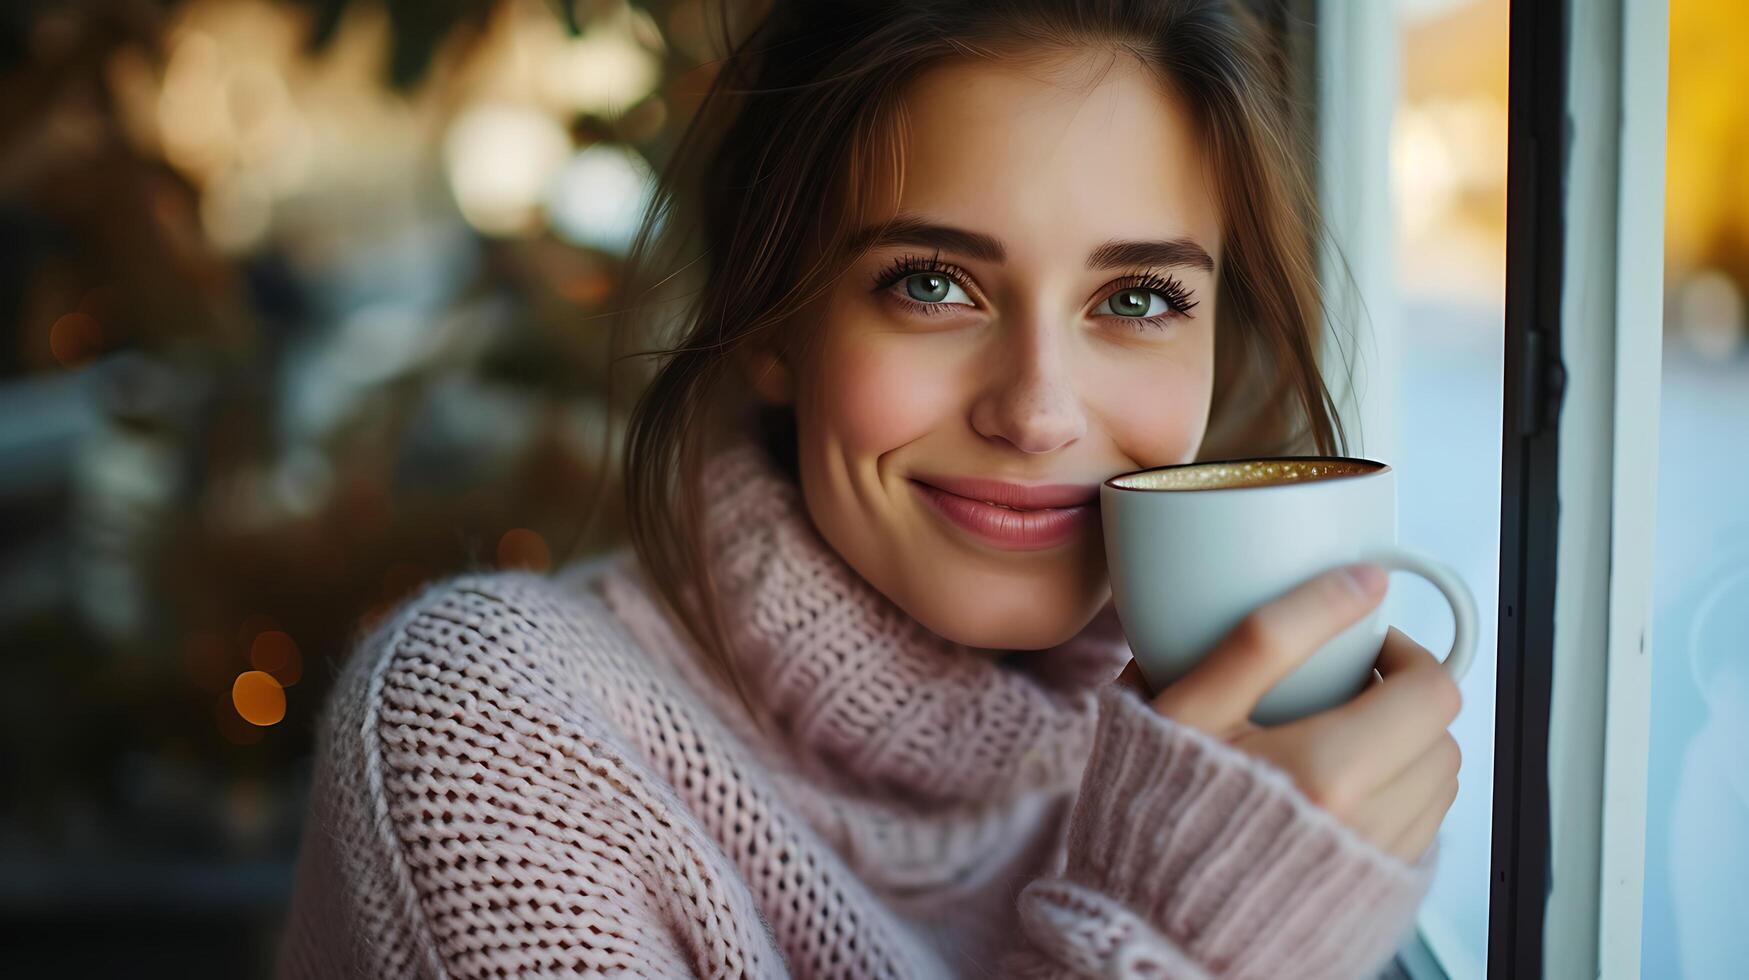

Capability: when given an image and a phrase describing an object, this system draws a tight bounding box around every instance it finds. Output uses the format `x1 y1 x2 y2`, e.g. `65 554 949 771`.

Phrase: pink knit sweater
275 429 1438 979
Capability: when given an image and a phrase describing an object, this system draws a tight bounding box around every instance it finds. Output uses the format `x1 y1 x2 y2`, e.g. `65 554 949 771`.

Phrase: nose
969 318 1087 455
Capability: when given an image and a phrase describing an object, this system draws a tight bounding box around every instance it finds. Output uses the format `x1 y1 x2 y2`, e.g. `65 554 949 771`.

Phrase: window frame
1487 0 1568 972
1492 1 1667 978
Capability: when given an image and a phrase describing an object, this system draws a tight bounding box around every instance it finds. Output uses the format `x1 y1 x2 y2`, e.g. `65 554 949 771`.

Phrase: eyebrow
845 213 1215 272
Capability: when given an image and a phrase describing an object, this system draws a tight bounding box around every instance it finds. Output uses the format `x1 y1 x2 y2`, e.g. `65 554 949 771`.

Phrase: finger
1271 629 1462 803
1343 731 1461 851
1153 563 1387 733
1389 772 1460 864
1376 625 1442 678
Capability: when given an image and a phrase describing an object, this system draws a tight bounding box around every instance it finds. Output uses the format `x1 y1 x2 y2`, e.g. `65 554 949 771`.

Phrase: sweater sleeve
274 578 791 979
998 684 1439 980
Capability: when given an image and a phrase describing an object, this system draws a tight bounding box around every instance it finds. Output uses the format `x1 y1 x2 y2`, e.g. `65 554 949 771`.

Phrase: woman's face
747 48 1222 651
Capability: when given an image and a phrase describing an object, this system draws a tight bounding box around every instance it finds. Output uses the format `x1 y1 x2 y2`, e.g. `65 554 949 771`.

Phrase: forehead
864 49 1221 261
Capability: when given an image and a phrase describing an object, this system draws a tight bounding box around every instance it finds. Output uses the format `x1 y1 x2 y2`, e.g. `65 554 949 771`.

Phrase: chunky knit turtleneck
275 427 1439 979
634 432 1133 805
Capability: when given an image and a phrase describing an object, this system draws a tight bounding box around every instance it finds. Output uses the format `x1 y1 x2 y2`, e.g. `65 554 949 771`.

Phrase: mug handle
1357 546 1478 683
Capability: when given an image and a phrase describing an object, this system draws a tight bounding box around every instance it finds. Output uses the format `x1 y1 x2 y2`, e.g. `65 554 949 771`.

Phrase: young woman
277 1 1464 976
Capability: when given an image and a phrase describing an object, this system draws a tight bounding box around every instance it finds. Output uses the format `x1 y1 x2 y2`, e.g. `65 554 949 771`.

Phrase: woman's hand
1115 564 1463 864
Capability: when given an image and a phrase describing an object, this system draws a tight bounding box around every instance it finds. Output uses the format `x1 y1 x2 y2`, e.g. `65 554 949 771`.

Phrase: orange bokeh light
497 528 551 572
250 629 302 686
231 670 286 726
49 312 102 367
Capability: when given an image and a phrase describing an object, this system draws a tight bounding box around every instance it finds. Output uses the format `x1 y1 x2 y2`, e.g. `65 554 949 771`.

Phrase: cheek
1089 329 1216 465
805 330 960 453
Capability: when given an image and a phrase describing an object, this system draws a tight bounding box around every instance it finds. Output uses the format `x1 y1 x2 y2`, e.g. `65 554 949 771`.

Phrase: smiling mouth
908 479 1097 551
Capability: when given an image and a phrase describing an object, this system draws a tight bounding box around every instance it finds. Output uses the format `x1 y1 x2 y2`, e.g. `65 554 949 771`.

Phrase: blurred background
0 0 685 973
0 0 1740 976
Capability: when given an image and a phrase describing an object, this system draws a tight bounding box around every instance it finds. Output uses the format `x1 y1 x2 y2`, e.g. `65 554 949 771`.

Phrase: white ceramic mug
1100 456 1477 726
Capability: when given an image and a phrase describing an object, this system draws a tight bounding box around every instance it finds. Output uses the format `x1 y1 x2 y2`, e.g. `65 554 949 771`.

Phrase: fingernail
1343 563 1386 596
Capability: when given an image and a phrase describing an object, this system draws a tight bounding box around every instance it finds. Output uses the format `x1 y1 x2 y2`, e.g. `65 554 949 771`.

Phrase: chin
866 534 1114 653
899 581 1098 652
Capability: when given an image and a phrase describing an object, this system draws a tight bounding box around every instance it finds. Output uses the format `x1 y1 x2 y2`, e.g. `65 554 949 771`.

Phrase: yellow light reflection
444 102 571 236
157 28 233 182
538 28 662 116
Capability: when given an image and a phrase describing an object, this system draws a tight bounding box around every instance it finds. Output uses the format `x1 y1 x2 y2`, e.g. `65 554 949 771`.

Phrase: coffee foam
1110 458 1382 491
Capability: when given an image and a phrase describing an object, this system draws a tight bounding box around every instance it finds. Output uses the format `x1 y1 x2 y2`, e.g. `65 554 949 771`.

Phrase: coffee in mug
1100 456 1476 726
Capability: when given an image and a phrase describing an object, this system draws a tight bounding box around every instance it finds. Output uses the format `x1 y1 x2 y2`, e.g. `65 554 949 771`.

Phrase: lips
909 474 1099 510
909 475 1098 551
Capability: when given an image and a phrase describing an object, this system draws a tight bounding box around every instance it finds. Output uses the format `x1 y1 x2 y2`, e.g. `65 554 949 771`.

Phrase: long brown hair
594 0 1350 715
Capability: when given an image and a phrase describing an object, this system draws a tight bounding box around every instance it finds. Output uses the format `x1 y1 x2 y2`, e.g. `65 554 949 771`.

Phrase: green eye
905 274 952 303
1104 288 1167 318
896 272 973 308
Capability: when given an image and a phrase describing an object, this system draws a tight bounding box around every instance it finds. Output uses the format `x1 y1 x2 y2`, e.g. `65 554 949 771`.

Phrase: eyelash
868 253 1200 330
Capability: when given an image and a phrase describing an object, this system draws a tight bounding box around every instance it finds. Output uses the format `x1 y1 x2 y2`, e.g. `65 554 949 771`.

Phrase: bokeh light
249 630 302 687
444 102 572 236
497 527 551 572
157 28 232 182
231 670 286 726
538 21 663 116
545 142 659 255
49 312 104 367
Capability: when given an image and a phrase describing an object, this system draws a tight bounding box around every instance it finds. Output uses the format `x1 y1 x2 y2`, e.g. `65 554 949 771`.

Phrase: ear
742 344 795 405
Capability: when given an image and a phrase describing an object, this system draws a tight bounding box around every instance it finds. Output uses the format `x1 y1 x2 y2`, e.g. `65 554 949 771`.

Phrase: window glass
1385 0 1508 973
1642 3 1749 976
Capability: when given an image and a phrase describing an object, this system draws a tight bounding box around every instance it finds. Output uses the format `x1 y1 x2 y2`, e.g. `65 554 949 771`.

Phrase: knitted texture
275 429 1439 979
